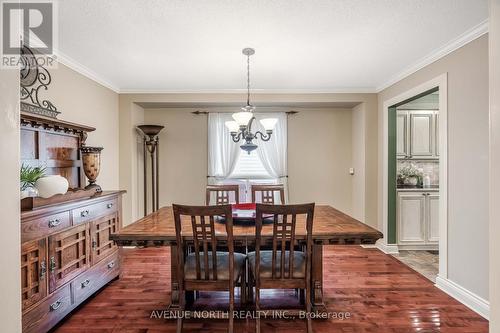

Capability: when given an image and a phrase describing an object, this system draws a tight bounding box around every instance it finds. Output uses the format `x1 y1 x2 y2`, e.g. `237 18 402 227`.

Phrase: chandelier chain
247 52 250 106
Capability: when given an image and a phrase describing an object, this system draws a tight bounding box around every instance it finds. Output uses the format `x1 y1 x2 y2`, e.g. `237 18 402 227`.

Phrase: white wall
489 0 500 330
379 35 489 300
0 67 21 332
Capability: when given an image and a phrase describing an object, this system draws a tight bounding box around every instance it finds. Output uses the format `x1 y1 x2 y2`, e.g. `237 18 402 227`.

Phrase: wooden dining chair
248 203 315 333
206 184 240 205
251 184 286 204
173 204 247 333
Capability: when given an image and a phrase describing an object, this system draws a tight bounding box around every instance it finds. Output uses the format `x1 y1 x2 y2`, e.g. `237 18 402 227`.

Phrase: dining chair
248 203 315 333
206 184 240 205
173 204 247 333
251 184 286 204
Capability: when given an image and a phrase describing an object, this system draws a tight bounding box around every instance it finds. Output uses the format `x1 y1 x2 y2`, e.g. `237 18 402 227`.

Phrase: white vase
35 175 69 198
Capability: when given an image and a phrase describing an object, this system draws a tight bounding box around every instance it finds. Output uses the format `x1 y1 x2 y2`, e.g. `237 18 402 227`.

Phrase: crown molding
53 49 121 93
118 87 377 94
376 19 489 92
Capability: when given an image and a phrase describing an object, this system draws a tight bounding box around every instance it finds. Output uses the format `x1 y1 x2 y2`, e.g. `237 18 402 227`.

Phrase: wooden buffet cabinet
20 112 124 332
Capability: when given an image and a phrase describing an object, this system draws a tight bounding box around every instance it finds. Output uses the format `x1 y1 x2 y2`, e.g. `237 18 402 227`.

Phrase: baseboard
397 244 439 251
435 276 490 319
374 240 399 254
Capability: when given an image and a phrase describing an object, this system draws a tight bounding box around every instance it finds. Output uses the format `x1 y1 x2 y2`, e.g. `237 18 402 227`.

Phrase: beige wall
143 107 354 214
49 64 119 190
145 108 208 207
351 103 366 220
119 93 378 227
0 65 21 333
288 108 353 212
489 0 500 329
379 35 490 300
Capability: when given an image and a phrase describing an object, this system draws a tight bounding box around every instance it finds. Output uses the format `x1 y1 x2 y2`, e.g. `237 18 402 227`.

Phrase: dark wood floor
54 246 488 333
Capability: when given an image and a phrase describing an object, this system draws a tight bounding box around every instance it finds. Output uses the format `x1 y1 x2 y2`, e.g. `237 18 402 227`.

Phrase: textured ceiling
57 0 488 92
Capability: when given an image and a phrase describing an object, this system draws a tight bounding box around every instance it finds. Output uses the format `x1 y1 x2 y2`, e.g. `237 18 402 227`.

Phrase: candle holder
80 146 103 192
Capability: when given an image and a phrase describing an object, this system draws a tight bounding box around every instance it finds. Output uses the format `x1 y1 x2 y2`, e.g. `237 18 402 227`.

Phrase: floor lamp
137 125 164 215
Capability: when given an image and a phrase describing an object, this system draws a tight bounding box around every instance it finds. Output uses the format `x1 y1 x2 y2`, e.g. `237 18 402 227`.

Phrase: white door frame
381 73 448 280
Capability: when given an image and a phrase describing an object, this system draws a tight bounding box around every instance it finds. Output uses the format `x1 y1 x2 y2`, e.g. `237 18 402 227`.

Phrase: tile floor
391 250 439 282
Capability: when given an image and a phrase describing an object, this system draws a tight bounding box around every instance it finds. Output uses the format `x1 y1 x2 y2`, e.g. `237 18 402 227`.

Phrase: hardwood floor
53 246 488 333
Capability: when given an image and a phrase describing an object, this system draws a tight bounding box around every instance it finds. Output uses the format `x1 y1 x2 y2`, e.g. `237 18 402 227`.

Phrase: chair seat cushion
248 250 306 278
184 252 246 281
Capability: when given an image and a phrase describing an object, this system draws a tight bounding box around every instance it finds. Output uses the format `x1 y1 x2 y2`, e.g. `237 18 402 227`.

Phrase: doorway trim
380 73 448 279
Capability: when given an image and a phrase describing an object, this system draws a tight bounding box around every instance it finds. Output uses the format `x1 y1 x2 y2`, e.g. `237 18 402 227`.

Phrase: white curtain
207 113 241 183
254 112 288 201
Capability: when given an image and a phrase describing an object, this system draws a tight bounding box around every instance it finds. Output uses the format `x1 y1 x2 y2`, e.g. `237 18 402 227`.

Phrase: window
229 151 271 179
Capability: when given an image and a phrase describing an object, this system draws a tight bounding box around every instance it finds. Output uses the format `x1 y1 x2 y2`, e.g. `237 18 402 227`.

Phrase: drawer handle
50 298 63 311
40 260 47 279
107 203 114 209
107 261 115 269
81 279 91 288
48 218 61 228
49 256 56 272
80 210 90 217
92 239 97 250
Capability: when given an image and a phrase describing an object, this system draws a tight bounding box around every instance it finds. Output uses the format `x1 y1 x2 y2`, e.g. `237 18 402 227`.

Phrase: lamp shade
259 118 278 131
225 121 239 133
232 111 253 126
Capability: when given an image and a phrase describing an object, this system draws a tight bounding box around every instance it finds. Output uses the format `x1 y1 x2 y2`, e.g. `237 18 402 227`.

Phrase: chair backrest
205 185 240 205
255 203 315 280
251 184 285 204
173 204 234 281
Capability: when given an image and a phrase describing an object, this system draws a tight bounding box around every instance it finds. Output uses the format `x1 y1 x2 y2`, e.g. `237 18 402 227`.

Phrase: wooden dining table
110 205 383 312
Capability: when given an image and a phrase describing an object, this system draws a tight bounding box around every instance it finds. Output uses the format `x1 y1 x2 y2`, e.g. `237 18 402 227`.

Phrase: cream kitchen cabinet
397 110 439 159
397 191 439 249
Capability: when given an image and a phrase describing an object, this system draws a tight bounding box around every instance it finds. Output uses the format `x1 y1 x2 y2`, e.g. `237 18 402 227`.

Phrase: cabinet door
48 224 90 293
426 193 439 243
396 112 409 158
398 192 426 244
409 112 434 158
90 213 119 265
434 112 439 157
21 239 47 311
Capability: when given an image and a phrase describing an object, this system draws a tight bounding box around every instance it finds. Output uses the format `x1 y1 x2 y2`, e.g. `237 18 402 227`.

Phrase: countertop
397 186 439 192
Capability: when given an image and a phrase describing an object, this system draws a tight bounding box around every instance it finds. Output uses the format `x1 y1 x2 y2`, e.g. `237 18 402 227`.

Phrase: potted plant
397 164 422 186
20 164 45 198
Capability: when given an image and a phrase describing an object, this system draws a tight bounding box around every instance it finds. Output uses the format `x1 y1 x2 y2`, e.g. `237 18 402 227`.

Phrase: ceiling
57 0 488 93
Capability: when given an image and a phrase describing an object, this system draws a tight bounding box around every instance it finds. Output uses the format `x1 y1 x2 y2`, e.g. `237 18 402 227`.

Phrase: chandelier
225 48 277 154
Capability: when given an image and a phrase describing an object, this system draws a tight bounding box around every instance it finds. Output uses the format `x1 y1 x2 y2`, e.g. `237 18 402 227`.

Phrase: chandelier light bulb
232 111 254 126
225 120 240 133
259 118 278 131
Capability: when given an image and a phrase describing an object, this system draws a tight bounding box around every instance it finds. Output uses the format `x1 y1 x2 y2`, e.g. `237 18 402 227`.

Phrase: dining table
110 205 383 312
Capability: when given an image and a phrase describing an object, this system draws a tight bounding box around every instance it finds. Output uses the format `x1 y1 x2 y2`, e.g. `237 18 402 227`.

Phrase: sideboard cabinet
21 191 124 333
20 111 125 333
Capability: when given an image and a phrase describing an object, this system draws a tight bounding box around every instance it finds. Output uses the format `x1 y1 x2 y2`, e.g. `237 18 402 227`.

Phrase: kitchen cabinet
397 110 439 159
396 112 409 158
397 190 439 248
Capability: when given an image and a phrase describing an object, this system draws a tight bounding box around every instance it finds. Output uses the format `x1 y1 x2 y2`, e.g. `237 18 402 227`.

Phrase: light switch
349 168 355 175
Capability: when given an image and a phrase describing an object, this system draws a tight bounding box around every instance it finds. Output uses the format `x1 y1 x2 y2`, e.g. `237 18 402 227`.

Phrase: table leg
312 244 327 313
168 245 180 310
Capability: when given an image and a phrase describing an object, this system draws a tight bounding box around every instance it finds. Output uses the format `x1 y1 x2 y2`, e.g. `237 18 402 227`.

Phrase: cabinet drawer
72 251 120 304
22 211 71 243
22 284 72 333
72 198 117 225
